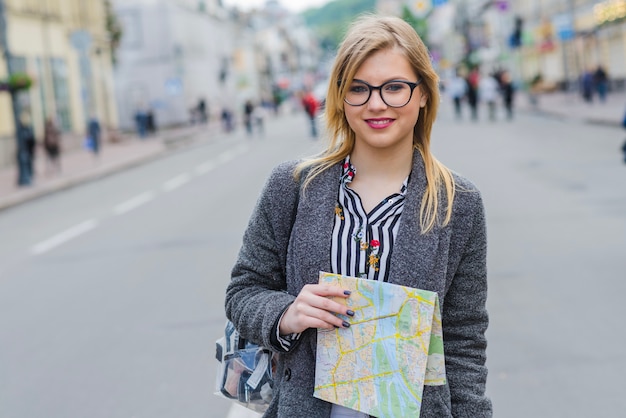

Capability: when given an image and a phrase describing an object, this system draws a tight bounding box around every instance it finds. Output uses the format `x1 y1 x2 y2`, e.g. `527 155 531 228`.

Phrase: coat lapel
293 164 341 286
388 150 448 294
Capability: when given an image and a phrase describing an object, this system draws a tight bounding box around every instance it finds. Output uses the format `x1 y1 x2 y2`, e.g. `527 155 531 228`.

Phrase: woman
226 15 491 417
43 117 61 174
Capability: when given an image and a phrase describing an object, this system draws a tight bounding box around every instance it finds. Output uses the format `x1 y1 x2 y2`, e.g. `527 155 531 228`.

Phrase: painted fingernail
342 321 351 328
343 290 351 296
346 310 355 316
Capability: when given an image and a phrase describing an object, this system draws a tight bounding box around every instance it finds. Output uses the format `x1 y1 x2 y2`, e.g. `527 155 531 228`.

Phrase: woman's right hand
279 284 354 334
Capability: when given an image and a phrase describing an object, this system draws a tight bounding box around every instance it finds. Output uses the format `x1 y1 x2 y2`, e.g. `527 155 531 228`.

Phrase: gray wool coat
225 150 492 417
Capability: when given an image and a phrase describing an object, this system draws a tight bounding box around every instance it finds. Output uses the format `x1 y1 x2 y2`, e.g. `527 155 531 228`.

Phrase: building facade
112 0 239 130
0 0 118 168
513 0 626 90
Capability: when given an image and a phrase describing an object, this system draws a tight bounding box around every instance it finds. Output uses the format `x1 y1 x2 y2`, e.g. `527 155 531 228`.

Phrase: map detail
314 272 445 418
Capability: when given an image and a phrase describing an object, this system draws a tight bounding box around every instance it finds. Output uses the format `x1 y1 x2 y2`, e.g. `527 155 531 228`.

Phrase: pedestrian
448 68 467 120
499 70 516 120
243 100 255 136
465 67 480 121
87 116 101 156
145 109 156 135
17 112 36 185
479 72 499 121
580 69 594 103
43 116 61 175
593 65 609 103
225 15 491 418
301 89 320 138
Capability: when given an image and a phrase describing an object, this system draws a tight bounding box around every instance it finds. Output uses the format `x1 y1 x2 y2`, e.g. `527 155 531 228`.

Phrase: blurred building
0 0 118 169
113 0 320 129
112 0 237 129
234 1 321 107
510 0 626 90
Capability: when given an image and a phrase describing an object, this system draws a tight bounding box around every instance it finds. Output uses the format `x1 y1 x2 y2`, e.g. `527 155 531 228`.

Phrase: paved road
0 104 624 417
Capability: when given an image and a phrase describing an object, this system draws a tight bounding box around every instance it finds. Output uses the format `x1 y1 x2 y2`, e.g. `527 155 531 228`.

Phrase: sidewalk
516 89 626 127
0 123 216 212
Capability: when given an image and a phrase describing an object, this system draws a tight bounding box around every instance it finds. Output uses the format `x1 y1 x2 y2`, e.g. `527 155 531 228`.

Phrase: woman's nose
367 88 387 109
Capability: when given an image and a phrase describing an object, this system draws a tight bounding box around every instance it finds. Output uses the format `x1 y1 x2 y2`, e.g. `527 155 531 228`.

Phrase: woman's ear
420 93 428 108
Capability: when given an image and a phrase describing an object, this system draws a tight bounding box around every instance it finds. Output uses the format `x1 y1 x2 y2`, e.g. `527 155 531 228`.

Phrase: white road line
113 191 156 215
194 160 216 175
226 404 262 418
163 173 192 192
31 220 98 255
217 149 237 164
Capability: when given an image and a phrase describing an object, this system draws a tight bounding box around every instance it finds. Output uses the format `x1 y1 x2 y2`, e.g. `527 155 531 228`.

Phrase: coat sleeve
225 161 299 351
443 189 492 417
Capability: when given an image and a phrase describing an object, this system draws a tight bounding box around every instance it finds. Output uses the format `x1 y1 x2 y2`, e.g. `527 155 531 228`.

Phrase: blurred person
43 116 61 175
225 15 491 418
134 108 148 138
580 69 594 103
465 67 480 121
528 72 543 107
499 71 516 120
593 65 608 103
479 72 499 122
86 115 101 156
198 98 208 123
253 104 265 137
448 68 467 120
17 112 36 185
243 100 255 136
301 89 320 138
146 109 157 135
221 107 234 133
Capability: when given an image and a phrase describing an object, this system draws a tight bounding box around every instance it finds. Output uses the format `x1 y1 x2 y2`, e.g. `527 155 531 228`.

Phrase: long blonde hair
295 15 455 233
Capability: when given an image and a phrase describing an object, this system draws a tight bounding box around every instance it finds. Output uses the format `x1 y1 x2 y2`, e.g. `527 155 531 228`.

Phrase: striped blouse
332 156 407 282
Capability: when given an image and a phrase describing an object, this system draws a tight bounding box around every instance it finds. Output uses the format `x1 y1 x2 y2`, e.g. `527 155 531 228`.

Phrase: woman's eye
384 83 407 93
349 85 369 94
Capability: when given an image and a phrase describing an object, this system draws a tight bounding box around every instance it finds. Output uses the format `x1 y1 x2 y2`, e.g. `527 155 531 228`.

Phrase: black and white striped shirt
332 156 407 282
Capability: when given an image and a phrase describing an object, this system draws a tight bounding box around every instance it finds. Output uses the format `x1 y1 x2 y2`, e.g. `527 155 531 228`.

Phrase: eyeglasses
344 79 423 108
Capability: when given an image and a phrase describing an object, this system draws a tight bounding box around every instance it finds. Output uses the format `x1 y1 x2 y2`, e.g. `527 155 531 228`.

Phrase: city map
314 272 446 417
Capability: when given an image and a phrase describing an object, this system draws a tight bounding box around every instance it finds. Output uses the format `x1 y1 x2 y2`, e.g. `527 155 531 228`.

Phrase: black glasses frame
343 79 423 108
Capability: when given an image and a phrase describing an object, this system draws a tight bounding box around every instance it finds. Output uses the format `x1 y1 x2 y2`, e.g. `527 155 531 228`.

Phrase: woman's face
344 48 427 154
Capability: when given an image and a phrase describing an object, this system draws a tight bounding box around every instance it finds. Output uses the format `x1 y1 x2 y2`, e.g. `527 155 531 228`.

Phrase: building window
50 57 72 131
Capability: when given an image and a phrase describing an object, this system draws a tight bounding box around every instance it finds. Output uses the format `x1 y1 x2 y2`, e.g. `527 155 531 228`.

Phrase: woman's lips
365 118 394 129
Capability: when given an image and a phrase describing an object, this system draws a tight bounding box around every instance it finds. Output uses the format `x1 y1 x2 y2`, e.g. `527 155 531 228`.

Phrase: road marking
163 173 192 191
226 404 262 418
217 149 238 164
113 191 156 215
31 220 98 255
195 160 216 175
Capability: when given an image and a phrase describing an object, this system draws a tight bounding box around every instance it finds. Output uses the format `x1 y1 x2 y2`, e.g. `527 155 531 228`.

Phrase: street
0 104 625 417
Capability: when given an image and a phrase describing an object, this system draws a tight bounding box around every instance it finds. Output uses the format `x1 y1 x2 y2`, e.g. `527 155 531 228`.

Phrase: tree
104 0 123 65
401 5 429 46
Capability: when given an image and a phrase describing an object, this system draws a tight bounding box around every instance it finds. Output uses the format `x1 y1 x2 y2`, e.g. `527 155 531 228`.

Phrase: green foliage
105 0 123 65
301 0 377 52
401 5 429 45
0 73 33 92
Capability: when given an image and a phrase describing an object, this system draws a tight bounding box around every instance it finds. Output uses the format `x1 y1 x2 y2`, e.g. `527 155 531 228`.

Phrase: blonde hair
295 15 455 233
